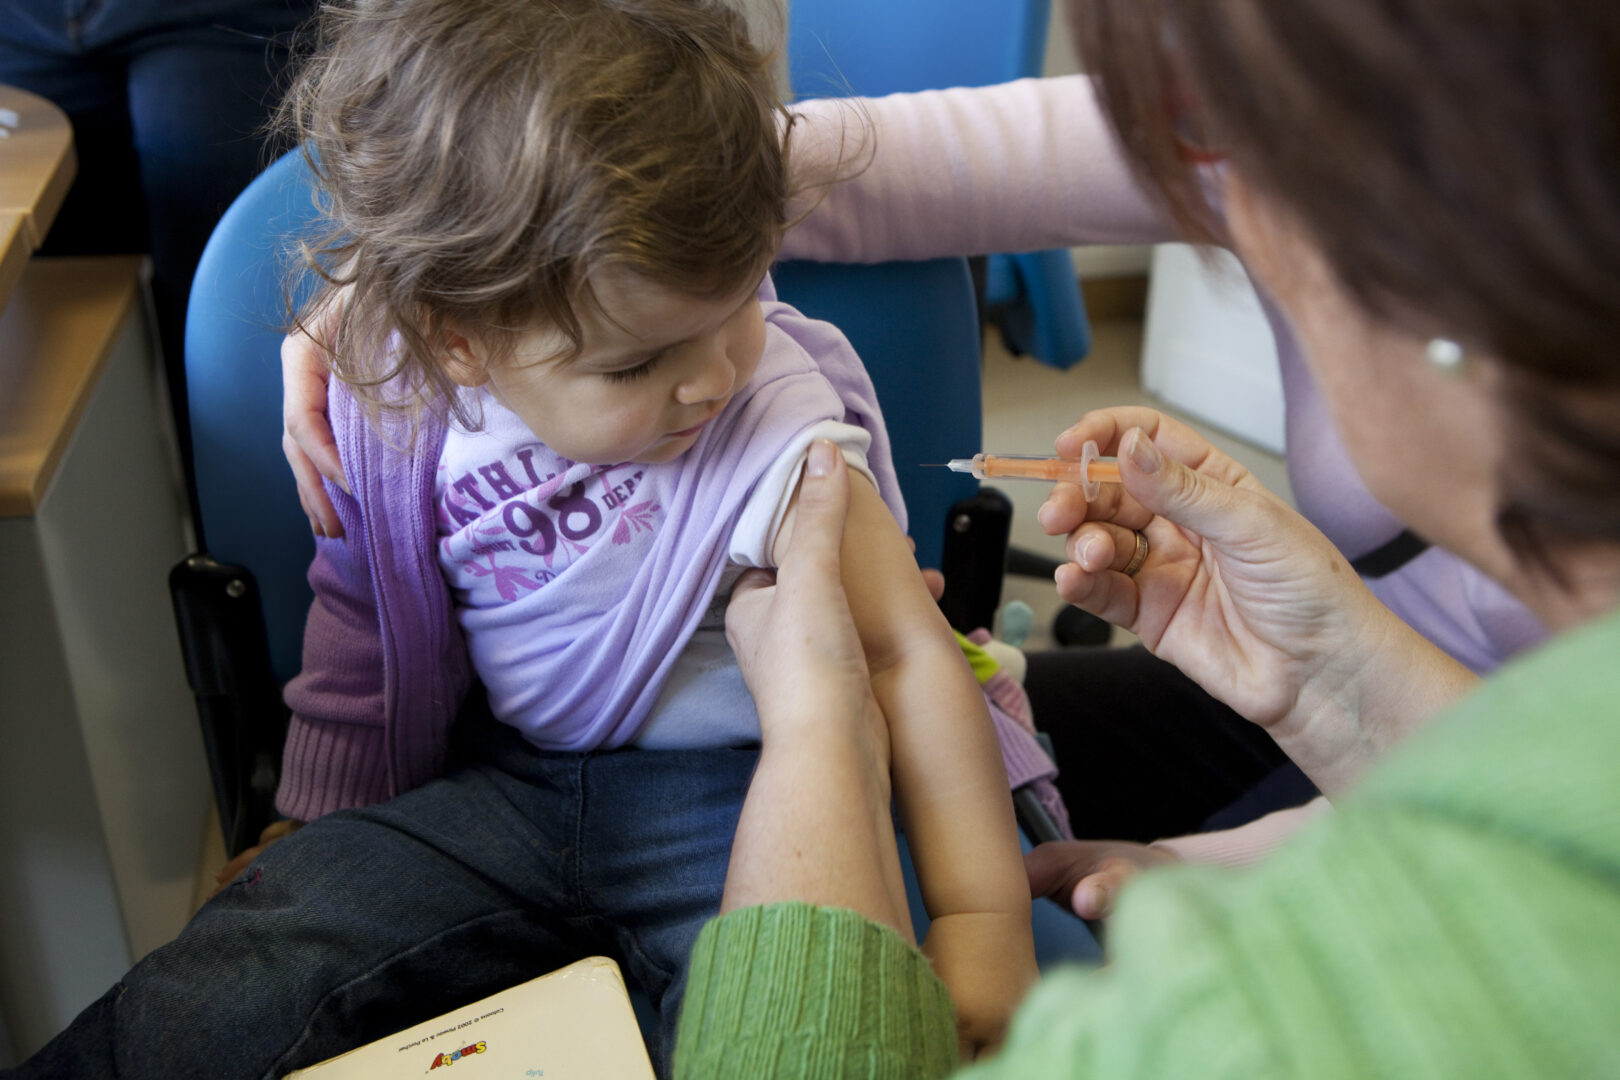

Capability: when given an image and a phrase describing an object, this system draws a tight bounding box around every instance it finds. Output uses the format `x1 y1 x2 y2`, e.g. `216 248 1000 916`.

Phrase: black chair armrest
170 555 288 856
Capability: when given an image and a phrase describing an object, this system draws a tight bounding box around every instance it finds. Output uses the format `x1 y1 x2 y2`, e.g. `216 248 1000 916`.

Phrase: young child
7 1 1032 1076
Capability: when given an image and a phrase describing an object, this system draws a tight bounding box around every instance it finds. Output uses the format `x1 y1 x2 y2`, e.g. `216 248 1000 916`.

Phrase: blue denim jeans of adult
5 709 757 1080
0 0 315 517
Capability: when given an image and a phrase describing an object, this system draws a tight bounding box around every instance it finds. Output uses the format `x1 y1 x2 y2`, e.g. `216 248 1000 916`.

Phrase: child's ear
440 327 490 387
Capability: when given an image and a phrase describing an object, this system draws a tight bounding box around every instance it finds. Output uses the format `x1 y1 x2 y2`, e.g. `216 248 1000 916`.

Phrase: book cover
286 956 656 1078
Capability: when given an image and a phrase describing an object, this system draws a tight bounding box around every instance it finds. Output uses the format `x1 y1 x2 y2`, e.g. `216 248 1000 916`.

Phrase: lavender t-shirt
432 284 902 750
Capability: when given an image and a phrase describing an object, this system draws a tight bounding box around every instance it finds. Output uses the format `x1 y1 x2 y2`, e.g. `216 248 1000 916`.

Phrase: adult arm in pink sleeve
780 75 1172 264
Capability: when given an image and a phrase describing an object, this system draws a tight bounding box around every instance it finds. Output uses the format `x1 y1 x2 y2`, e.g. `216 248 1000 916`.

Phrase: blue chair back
186 150 324 686
787 0 1091 370
788 0 1049 98
772 259 979 570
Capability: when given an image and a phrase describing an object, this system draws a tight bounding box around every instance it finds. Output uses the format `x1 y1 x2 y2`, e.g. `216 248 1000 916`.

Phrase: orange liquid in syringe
973 454 1122 485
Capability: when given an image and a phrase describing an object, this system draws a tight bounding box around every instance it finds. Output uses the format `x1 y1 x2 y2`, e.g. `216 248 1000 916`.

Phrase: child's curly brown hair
281 0 793 428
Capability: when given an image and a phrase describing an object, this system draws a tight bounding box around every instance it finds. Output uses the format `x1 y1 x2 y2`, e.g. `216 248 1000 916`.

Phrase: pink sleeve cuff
1151 799 1331 869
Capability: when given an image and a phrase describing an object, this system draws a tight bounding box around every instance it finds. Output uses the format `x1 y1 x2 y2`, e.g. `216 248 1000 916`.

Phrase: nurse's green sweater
675 609 1620 1078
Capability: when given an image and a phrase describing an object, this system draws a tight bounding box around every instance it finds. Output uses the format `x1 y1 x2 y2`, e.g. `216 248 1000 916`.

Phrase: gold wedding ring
1121 531 1149 578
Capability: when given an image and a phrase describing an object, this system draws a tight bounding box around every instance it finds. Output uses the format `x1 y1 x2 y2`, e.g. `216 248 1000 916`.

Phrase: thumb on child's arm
728 440 851 643
782 439 851 572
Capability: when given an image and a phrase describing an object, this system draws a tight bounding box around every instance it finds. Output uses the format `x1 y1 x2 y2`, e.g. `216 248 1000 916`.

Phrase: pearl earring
1426 337 1465 372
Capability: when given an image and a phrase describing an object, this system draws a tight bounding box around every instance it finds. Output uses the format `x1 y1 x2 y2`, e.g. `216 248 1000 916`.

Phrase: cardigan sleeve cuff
675 903 959 1080
273 713 393 822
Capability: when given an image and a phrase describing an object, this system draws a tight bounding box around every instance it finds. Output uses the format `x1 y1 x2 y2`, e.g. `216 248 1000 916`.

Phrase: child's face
467 271 767 465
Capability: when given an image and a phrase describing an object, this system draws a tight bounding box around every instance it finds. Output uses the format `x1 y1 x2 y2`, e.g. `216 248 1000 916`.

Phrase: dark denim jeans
7 713 756 1079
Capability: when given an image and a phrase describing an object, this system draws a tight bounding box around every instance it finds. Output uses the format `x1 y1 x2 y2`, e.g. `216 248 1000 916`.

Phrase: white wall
1141 245 1285 454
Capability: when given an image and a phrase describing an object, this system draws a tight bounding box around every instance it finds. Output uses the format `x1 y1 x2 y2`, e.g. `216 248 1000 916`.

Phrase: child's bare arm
773 470 1037 1055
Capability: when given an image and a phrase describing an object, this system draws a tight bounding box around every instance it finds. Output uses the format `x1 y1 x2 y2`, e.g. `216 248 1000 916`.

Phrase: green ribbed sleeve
674 903 959 1079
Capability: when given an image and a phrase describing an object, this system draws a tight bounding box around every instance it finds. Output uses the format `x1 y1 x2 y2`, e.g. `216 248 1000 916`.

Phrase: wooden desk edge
0 84 77 305
0 213 26 314
0 256 145 516
21 141 76 250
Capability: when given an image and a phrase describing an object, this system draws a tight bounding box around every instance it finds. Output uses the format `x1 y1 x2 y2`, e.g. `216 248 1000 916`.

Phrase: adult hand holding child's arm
768 450 1037 1059
721 440 911 932
701 438 961 1077
735 439 1038 1061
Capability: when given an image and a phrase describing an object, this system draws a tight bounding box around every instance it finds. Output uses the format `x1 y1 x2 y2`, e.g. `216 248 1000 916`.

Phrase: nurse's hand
282 299 347 538
726 440 883 757
720 441 907 931
1038 407 1472 795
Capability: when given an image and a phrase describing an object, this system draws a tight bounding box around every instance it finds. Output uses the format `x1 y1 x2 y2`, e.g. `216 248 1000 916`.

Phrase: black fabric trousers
1026 644 1319 844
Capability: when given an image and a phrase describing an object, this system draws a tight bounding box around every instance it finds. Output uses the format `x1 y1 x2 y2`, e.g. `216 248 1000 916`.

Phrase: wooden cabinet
0 86 209 1064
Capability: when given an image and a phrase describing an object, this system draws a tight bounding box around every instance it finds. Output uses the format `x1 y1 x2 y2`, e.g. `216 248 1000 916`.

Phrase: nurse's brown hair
1068 0 1620 550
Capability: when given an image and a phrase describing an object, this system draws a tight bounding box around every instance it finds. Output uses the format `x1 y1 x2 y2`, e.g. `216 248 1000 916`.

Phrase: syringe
936 440 1119 501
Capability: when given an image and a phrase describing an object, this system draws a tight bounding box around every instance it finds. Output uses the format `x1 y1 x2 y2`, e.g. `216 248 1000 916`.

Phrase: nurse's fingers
1065 520 1147 575
1053 559 1140 630
1037 477 1155 540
